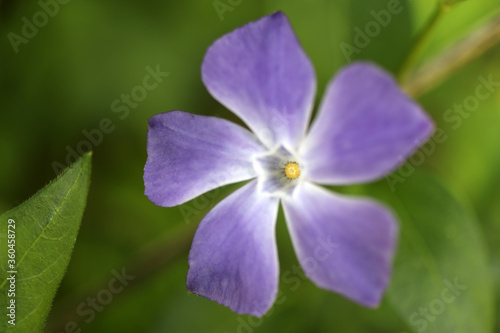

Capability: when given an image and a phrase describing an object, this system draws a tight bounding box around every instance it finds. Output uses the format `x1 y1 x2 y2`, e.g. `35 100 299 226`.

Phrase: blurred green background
1 0 499 332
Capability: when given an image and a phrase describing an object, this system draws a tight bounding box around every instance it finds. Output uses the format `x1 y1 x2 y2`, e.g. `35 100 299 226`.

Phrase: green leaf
369 172 493 333
0 153 92 332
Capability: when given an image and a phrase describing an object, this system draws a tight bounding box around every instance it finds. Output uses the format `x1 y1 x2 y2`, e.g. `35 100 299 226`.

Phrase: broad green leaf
0 153 92 332
368 172 493 333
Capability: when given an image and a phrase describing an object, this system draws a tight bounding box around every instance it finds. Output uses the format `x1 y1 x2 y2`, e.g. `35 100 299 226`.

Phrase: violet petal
144 111 264 207
301 62 434 185
202 11 316 149
282 182 397 307
186 180 280 316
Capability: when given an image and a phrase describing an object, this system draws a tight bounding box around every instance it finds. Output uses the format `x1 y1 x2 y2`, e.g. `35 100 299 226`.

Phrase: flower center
254 146 303 196
284 162 300 179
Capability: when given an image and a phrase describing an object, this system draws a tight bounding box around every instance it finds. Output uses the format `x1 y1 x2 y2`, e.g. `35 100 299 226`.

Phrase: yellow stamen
284 162 300 179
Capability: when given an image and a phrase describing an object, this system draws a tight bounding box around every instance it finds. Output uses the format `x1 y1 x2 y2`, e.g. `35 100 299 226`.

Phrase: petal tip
360 296 383 309
186 270 273 317
268 10 289 22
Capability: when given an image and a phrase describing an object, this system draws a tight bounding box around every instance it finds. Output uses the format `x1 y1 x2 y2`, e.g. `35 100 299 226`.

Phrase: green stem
403 12 500 98
398 4 448 85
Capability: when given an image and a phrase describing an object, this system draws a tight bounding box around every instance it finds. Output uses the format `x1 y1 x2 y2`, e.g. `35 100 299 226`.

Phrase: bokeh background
1 0 499 332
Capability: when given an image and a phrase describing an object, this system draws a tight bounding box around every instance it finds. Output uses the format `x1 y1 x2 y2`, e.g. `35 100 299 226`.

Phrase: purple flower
144 12 433 316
